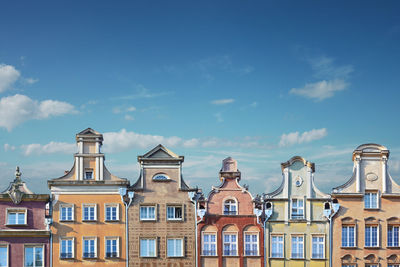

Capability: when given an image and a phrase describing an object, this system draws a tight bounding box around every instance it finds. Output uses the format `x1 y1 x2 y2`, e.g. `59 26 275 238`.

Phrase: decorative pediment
341 254 356 263
387 217 400 224
77 127 101 136
388 254 400 263
4 167 33 204
141 144 180 159
341 217 357 224
364 254 380 263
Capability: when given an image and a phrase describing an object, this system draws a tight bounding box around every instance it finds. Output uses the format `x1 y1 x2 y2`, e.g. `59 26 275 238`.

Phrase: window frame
244 231 259 256
270 234 284 258
166 238 184 258
311 234 325 259
291 235 304 259
24 244 44 267
388 224 399 247
222 232 238 256
166 205 183 221
365 224 379 248
59 237 74 259
59 204 74 222
82 237 97 258
140 238 157 258
140 205 156 221
291 199 304 219
84 168 93 180
82 204 97 222
6 208 27 225
223 199 237 215
201 232 217 256
364 191 379 209
0 244 9 267
105 204 119 222
341 225 356 248
105 237 120 258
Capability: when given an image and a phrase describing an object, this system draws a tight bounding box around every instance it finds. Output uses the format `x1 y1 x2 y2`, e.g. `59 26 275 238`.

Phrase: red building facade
198 157 263 267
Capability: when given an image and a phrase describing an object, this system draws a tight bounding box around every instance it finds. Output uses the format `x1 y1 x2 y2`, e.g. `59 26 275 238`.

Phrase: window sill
201 255 218 257
167 256 184 258
364 246 380 249
222 255 239 257
140 256 157 258
5 224 28 226
82 220 97 222
244 255 261 257
341 246 357 249
387 246 400 248
82 256 98 259
167 219 183 222
104 220 120 222
140 219 156 222
59 220 74 223
311 257 326 260
60 257 75 260
364 208 380 211
269 257 284 259
291 257 305 260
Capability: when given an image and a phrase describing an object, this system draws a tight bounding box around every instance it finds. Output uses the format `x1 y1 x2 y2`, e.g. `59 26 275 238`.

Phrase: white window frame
140 238 157 257
84 168 93 180
291 235 304 259
82 237 97 258
223 232 238 256
0 244 9 267
202 232 217 256
24 244 44 267
105 204 119 221
270 234 284 258
311 235 325 259
244 231 259 256
140 205 156 221
341 225 356 247
167 238 184 257
82 204 97 221
223 199 237 215
364 191 379 209
341 265 356 267
389 265 400 267
166 205 183 221
387 225 399 247
105 237 119 258
59 237 74 259
59 204 74 221
365 225 379 247
291 199 304 219
6 208 27 225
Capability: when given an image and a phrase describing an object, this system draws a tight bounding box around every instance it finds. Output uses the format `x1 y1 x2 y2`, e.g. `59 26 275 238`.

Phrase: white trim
290 234 304 259
59 204 74 221
143 165 180 169
105 203 120 221
79 157 84 180
243 231 259 256
222 231 238 256
140 205 157 221
23 244 45 267
6 208 27 225
82 203 97 221
270 234 284 258
105 236 120 258
140 238 157 257
82 236 97 258
99 157 104 180
201 231 217 256
166 238 184 257
59 237 75 259
166 205 183 221
311 234 325 259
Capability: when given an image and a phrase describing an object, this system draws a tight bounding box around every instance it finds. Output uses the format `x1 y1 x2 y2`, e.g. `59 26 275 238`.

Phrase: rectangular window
24 246 43 267
140 238 156 257
271 235 284 258
342 225 355 247
140 206 156 220
105 237 119 258
167 206 183 220
60 205 73 221
244 232 258 256
60 238 73 259
83 237 96 258
388 225 399 247
389 265 400 267
84 169 93 180
0 245 8 267
291 235 304 259
342 265 356 267
365 225 378 247
311 236 324 259
223 200 237 215
105 204 119 221
202 233 217 256
223 233 237 256
167 238 183 257
364 192 378 209
291 199 304 219
82 204 96 221
366 265 378 267
7 209 26 225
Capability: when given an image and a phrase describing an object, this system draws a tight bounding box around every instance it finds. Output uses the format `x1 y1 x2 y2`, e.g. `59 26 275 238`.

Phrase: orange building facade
48 128 130 266
332 144 400 267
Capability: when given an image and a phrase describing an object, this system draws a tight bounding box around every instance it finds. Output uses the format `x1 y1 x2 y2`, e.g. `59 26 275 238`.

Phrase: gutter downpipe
328 203 339 267
120 188 134 267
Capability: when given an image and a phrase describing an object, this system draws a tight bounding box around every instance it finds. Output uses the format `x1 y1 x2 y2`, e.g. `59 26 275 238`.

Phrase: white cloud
290 79 348 101
114 85 172 100
124 114 134 121
21 141 76 156
279 128 328 147
113 105 136 114
0 94 77 131
250 101 258 107
4 143 16 151
211 98 235 105
0 64 20 92
24 78 39 85
183 138 200 148
214 112 223 122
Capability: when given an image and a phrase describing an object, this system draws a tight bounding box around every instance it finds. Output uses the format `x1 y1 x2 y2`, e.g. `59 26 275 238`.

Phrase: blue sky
1 1 400 194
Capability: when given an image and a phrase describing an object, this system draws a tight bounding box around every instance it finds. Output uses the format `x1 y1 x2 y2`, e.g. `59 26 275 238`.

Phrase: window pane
25 247 34 267
18 213 25 224
0 247 7 267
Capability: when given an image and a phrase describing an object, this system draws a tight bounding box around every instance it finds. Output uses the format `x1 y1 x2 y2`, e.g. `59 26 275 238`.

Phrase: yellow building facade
266 156 332 267
48 128 129 266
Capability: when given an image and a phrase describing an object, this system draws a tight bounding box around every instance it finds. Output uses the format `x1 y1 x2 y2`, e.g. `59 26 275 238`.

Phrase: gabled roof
77 127 101 136
138 144 184 162
76 128 103 142
281 156 315 172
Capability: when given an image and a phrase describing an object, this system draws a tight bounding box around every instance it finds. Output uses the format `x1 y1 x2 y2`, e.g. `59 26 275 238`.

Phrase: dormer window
364 191 378 209
152 173 170 181
224 199 237 215
291 199 304 219
84 169 93 180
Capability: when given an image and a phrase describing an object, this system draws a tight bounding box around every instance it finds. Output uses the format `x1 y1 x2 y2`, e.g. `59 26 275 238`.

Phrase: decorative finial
15 166 21 182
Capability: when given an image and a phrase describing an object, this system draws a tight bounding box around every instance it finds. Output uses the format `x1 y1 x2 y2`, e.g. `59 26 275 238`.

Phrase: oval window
153 174 170 181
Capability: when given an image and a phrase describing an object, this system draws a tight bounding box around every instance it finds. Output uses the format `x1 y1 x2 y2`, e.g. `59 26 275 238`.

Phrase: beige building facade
128 144 197 266
332 144 400 267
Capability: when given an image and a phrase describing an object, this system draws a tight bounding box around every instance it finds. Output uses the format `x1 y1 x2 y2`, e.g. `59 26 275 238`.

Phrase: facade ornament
7 166 25 204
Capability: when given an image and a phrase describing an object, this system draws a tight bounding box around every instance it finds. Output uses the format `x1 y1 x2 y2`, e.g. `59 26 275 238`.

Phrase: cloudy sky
1 1 400 195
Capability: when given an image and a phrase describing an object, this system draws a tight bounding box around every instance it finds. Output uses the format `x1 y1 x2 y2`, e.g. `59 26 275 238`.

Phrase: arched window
224 199 237 215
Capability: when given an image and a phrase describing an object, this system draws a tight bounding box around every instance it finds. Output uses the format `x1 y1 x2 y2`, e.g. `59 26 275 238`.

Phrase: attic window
84 169 93 180
153 174 170 181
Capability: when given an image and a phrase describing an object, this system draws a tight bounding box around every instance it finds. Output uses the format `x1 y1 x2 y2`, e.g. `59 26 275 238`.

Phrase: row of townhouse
0 128 399 267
